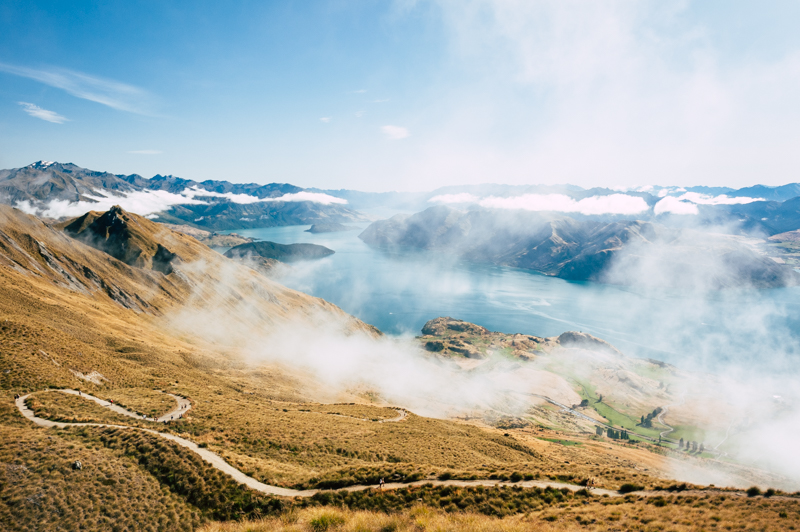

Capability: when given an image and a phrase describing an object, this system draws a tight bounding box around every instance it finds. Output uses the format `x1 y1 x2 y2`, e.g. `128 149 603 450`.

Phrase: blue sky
2 1 800 191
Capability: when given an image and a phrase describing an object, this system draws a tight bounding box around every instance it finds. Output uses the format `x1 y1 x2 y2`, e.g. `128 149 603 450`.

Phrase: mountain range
359 205 798 289
0 161 363 230
6 161 800 237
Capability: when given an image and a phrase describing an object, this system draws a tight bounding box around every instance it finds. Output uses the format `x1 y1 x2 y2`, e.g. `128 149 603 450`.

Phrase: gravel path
14 389 740 501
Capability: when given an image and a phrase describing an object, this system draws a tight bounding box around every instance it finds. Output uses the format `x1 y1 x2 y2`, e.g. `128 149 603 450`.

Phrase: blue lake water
228 223 800 374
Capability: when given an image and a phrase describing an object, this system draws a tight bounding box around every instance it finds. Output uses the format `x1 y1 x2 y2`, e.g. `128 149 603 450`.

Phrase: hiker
379 478 385 490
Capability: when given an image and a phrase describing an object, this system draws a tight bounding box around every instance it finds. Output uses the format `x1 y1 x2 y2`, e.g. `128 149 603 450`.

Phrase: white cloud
653 191 763 216
320 117 332 123
654 196 699 215
429 193 480 204
1 63 154 114
674 192 762 205
352 89 367 94
271 191 348 205
380 1 800 190
128 149 162 155
18 102 68 124
15 189 206 219
479 193 649 215
382 125 410 140
355 110 365 118
181 186 264 204
181 186 347 205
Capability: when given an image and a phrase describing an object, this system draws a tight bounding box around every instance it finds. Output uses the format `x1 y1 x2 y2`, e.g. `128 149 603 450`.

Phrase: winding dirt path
14 389 741 501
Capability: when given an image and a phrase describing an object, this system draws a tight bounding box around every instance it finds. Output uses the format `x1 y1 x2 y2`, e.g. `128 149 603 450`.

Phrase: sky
2 0 800 192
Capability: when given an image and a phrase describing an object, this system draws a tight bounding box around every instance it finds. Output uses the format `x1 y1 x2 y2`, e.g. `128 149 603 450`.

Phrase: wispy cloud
128 149 162 155
17 102 68 123
372 98 390 103
355 110 365 118
0 63 154 114
351 89 367 94
320 117 332 123
382 125 410 140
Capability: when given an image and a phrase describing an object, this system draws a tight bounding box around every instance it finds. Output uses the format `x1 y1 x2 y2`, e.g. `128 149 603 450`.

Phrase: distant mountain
729 183 800 202
0 161 142 203
359 206 797 289
0 161 364 230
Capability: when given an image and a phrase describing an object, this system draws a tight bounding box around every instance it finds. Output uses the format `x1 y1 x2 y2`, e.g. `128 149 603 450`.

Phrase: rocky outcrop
306 223 355 234
421 317 489 337
556 331 622 355
224 241 334 263
59 206 180 274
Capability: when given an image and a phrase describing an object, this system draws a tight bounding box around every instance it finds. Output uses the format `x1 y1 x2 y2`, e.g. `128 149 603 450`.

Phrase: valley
1 202 798 531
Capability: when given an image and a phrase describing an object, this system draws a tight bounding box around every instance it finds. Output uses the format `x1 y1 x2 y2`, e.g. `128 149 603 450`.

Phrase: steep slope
58 206 180 273
360 206 797 288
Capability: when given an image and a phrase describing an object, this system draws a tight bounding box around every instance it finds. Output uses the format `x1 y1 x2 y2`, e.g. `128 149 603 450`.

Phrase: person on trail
379 478 385 490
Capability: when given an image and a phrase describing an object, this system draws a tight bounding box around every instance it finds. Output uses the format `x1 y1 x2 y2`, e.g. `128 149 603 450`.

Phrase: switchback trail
15 389 744 501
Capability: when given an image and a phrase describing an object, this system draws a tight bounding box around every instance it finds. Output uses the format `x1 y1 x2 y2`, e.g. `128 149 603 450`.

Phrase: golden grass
199 496 800 532
0 426 200 532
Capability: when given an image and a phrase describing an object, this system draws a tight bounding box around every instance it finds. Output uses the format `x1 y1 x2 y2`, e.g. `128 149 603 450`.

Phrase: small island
305 223 356 234
224 241 335 262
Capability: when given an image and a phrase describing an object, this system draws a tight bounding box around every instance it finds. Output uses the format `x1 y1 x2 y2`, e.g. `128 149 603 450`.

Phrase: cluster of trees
596 426 630 440
639 407 663 428
678 438 704 453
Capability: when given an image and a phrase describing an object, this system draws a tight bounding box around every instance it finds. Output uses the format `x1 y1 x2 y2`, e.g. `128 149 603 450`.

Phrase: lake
227 223 800 375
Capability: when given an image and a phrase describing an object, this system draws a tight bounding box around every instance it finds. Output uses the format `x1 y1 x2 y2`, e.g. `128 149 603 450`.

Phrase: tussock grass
199 495 800 532
0 426 200 532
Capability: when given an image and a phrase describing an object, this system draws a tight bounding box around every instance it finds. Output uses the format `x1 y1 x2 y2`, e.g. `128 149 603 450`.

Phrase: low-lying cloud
479 193 649 215
14 185 348 219
15 189 206 219
429 193 480 204
654 192 763 215
430 193 650 215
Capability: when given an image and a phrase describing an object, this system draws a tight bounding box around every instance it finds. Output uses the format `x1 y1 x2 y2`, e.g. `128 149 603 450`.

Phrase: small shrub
437 472 452 481
509 472 523 482
619 483 644 494
746 486 761 497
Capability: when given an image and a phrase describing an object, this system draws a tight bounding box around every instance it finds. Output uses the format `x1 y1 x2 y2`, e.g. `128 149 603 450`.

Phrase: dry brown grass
0 426 201 532
199 495 800 532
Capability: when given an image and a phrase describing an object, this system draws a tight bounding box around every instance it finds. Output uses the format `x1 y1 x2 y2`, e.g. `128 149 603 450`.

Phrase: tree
679 438 684 449
700 443 705 452
596 426 604 437
641 415 644 424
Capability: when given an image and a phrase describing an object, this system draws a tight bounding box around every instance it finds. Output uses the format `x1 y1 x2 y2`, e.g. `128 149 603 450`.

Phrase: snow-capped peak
29 161 56 168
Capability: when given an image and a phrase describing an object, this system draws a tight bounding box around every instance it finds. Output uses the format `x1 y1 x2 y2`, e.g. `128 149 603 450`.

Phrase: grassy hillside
1 205 797 531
